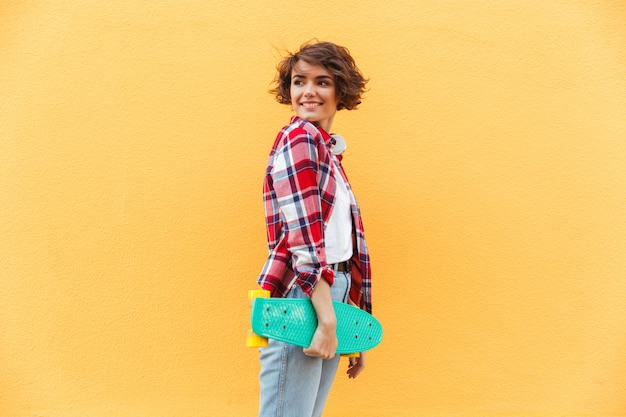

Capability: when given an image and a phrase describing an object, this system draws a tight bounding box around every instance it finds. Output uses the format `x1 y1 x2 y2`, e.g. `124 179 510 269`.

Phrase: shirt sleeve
269 127 332 295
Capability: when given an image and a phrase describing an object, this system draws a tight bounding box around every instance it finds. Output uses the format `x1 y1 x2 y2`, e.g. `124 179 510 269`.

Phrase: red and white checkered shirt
257 116 372 313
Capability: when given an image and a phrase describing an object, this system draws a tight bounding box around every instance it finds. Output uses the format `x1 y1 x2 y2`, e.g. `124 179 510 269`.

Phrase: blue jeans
257 271 350 417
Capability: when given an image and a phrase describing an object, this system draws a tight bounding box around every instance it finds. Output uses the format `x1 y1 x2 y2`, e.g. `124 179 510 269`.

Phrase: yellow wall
2 1 625 416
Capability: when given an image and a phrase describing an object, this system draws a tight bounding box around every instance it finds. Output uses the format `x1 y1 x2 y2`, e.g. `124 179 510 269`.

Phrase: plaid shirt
258 116 372 313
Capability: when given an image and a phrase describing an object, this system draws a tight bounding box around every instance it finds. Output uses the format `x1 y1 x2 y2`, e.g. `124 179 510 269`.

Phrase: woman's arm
303 277 338 359
271 126 339 358
271 128 328 293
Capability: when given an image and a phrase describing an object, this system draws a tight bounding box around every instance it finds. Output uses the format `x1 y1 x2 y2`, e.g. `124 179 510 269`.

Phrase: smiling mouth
301 102 322 108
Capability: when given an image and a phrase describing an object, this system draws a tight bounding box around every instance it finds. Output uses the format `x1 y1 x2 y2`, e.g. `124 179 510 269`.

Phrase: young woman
257 41 372 417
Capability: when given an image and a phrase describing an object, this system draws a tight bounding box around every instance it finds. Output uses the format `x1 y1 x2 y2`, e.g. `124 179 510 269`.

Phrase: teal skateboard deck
249 292 382 354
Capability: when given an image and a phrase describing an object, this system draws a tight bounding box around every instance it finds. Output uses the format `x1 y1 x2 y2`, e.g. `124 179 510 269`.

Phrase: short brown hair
271 41 368 111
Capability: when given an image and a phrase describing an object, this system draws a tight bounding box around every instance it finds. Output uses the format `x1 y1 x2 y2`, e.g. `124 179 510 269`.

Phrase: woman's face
290 60 339 132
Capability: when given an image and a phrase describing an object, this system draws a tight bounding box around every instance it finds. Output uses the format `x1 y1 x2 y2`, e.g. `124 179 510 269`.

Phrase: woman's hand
346 351 366 378
303 320 338 359
303 277 338 360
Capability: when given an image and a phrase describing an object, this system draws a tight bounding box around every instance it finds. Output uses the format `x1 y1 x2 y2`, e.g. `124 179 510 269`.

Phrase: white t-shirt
325 168 353 264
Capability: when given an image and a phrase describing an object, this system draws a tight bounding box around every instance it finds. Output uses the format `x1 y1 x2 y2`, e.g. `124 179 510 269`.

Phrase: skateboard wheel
247 329 268 348
341 352 360 358
248 289 271 306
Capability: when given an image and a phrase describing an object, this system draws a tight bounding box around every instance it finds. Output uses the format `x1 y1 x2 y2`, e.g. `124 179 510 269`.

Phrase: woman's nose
304 83 315 96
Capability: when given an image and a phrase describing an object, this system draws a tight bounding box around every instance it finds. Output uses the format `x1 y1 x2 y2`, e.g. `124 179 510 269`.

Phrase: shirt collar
290 116 334 148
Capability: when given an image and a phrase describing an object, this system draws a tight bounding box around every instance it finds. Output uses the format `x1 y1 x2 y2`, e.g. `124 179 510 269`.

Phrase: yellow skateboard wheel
247 290 271 348
248 289 271 306
246 329 268 348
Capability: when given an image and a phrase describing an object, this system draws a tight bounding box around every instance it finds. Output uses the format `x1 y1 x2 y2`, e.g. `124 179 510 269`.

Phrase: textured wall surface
2 1 625 416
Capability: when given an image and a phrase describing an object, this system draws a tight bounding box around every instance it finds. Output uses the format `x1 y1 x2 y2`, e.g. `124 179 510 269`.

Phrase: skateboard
246 290 382 355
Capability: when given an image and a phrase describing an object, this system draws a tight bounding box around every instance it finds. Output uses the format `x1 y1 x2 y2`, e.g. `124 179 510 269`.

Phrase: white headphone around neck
330 134 347 155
